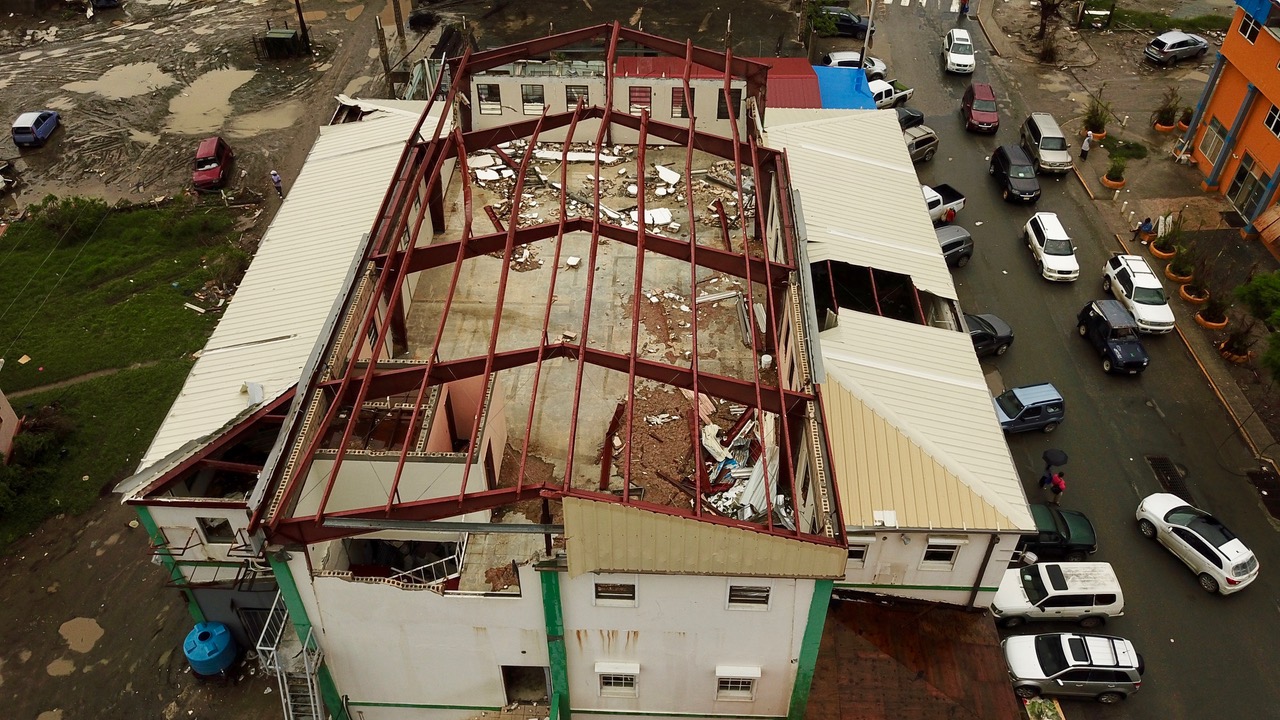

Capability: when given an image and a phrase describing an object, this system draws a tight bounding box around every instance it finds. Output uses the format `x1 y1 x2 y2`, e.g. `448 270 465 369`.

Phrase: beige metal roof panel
138 105 440 471
763 112 957 300
819 310 1034 531
562 497 847 578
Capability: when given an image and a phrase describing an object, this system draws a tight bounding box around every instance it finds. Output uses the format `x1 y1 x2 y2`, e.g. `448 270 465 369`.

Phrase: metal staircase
257 592 325 720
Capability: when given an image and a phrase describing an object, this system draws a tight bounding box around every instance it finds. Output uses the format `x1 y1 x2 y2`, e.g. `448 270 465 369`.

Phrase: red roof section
614 56 822 109
614 56 723 78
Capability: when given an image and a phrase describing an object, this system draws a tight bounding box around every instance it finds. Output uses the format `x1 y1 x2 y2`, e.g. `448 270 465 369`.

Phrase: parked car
922 183 965 224
1136 492 1261 594
12 110 60 148
942 28 976 73
820 50 887 80
1102 255 1175 333
989 145 1040 203
1077 300 1149 374
960 83 999 133
993 383 1064 433
936 225 974 268
815 6 874 38
869 78 914 109
1023 212 1079 281
1022 504 1097 560
991 562 1124 628
1003 633 1144 703
192 136 235 192
1144 30 1209 66
965 313 1013 356
1020 112 1072 174
896 106 925 130
903 125 939 163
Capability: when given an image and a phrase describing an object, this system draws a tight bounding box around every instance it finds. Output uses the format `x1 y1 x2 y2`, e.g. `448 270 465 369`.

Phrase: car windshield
995 391 1024 417
195 157 220 171
1040 137 1067 151
1020 567 1048 604
1034 635 1070 676
1151 39 1170 50
1111 325 1138 339
1010 164 1036 179
969 315 994 334
1043 237 1073 256
974 99 997 112
952 42 973 55
1131 286 1167 305
1187 515 1238 548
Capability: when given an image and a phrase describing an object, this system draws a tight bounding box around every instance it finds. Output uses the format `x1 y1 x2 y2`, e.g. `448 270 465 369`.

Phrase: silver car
1144 31 1209 65
1004 633 1144 704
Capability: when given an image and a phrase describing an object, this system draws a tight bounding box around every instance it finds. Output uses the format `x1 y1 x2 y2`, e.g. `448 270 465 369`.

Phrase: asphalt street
856 5 1280 718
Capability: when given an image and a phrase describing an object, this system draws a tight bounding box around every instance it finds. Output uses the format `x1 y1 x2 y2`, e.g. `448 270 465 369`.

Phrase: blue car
12 110 60 148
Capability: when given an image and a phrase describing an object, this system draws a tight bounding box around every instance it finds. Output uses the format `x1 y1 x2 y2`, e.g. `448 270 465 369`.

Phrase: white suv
942 29 976 73
1103 255 1175 333
991 562 1124 628
820 51 887 81
1023 212 1079 281
1136 492 1260 594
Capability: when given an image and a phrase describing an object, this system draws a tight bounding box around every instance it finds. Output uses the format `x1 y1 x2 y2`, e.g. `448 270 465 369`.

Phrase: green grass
1099 137 1149 161
1113 10 1231 33
0 359 194 549
0 196 246 392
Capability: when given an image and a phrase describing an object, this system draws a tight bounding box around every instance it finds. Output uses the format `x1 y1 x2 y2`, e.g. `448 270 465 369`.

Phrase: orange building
1183 0 1280 236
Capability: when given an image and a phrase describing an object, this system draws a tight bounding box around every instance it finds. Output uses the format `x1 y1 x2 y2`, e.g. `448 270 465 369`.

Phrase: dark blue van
12 111 60 148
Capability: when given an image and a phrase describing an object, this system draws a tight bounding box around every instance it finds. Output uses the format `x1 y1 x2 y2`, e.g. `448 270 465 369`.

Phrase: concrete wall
150 504 251 565
0 389 17 461
837 529 1018 607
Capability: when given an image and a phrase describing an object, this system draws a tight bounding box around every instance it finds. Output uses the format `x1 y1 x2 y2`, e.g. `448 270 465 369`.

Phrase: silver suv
1004 633 1144 704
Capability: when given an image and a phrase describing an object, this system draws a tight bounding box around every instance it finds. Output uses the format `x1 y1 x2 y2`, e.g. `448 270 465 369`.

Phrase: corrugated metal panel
1255 203 1280 244
138 103 444 471
763 112 956 300
762 58 821 109
764 108 865 127
562 497 846 578
820 310 1034 531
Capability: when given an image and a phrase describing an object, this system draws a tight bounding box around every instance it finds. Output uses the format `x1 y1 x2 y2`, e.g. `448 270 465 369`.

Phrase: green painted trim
835 581 999 592
787 578 832 720
173 559 250 568
346 700 502 711
135 507 206 623
268 552 350 720
573 710 785 718
540 570 573 714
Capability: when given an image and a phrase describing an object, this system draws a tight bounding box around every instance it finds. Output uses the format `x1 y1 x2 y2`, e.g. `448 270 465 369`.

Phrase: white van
991 562 1123 628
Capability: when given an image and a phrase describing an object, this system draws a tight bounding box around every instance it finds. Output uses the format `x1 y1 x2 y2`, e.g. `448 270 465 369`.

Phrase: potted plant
1180 250 1210 302
1150 231 1177 259
1084 93 1111 139
1101 157 1126 189
1166 244 1194 283
1196 294 1229 329
1177 106 1194 131
1152 87 1180 131
1218 320 1257 363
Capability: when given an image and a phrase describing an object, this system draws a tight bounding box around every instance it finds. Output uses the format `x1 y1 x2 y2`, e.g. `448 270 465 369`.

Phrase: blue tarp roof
812 66 876 110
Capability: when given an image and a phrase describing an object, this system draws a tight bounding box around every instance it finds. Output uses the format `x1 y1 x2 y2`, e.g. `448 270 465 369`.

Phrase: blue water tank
183 622 238 676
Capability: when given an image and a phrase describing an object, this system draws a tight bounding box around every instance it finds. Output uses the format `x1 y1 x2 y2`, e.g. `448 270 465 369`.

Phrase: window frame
1198 117 1227 164
594 580 638 607
476 83 503 115
628 86 652 116
847 542 870 568
599 673 638 698
1267 105 1280 139
520 84 546 115
920 535 967 570
197 516 237 544
566 85 590 109
716 88 743 121
726 584 772 611
1240 13 1261 43
715 676 757 701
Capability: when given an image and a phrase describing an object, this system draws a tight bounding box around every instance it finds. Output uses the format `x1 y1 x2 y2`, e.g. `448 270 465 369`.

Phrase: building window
717 88 743 120
920 536 967 570
566 85 590 109
1267 105 1280 139
599 674 638 698
1239 13 1261 43
521 84 545 115
476 83 502 115
847 543 869 568
1198 117 1226 164
1228 153 1271 219
726 585 771 610
672 87 693 119
197 517 236 544
594 581 637 606
629 86 652 115
716 677 756 701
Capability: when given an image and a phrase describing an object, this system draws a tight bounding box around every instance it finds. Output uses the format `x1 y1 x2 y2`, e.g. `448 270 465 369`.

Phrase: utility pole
293 0 311 53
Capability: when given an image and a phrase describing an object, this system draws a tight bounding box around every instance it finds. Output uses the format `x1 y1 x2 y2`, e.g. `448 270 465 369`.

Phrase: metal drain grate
1145 455 1192 502
1246 467 1280 521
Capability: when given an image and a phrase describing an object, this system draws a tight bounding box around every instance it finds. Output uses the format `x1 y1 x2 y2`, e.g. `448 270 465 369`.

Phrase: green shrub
1099 137 1148 161
1234 271 1280 327
1113 9 1230 33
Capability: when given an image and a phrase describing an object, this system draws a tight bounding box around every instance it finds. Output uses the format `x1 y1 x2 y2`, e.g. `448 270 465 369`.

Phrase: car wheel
1036 260 1045 277
996 343 1010 356
855 30 866 40
1102 276 1113 293
1096 692 1125 704
1000 616 1025 628
1198 573 1220 593
1103 358 1114 373
1014 686 1040 700
1077 324 1088 337
956 254 971 268
924 149 936 162
1196 47 1207 58
1138 519 1156 538
1079 615 1104 629
1042 422 1059 434
1065 549 1086 561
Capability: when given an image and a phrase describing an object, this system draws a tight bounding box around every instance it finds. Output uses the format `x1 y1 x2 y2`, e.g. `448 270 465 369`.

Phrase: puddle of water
346 4 364 21
45 96 76 111
378 0 410 29
62 62 176 100
367 47 379 59
227 101 303 138
181 42 200 53
45 658 75 677
36 711 63 720
164 68 256 135
343 75 372 96
18 650 31 663
59 617 104 654
303 10 327 21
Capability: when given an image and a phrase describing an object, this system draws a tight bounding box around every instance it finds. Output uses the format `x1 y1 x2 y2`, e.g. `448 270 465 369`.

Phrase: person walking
1080 131 1093 161
270 169 284 198
959 0 969 17
1049 472 1066 505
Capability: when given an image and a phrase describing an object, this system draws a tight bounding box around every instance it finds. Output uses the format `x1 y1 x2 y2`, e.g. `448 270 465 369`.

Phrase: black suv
1077 300 1149 375
815 6 874 38
989 145 1041 203
1021 504 1098 562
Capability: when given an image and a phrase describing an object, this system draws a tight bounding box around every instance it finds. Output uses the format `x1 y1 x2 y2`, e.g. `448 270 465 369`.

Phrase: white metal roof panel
763 112 957 300
137 104 441 473
820 310 1034 531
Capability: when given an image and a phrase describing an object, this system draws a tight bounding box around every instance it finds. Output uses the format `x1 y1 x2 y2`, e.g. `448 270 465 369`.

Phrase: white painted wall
150 504 250 566
838 530 1020 607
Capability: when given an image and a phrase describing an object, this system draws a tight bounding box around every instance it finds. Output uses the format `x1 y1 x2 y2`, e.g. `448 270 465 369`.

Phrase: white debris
630 208 674 225
627 183 638 197
655 164 681 185
566 256 581 268
533 149 623 164
470 154 499 169
474 169 501 181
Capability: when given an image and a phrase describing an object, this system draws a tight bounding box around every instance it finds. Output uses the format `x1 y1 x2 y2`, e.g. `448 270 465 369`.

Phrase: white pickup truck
922 183 966 224
869 79 914 109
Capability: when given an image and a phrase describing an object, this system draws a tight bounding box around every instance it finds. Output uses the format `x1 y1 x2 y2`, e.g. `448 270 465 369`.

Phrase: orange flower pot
1177 121 1190 132
1154 122 1176 133
1165 264 1192 283
1084 129 1107 140
1149 242 1175 259
1100 175 1126 189
1195 312 1228 330
1179 285 1209 304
